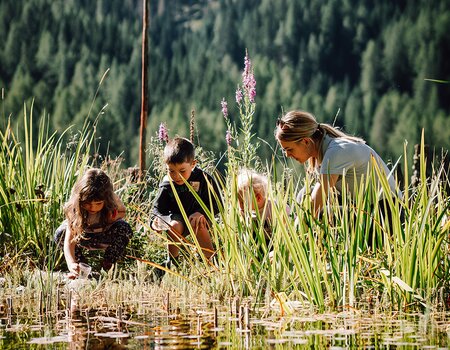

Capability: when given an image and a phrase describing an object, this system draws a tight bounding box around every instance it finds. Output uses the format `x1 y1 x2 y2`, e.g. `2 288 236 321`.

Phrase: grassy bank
1 101 449 315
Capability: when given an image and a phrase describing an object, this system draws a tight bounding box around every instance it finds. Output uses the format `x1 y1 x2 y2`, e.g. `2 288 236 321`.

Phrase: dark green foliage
1 0 449 167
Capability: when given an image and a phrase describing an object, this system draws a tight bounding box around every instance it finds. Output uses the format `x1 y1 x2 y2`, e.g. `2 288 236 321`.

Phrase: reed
380 134 450 308
185 132 448 311
0 101 102 318
131 131 448 311
0 103 96 265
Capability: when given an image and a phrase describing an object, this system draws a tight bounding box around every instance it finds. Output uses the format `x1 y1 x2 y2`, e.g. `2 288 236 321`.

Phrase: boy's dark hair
164 137 195 164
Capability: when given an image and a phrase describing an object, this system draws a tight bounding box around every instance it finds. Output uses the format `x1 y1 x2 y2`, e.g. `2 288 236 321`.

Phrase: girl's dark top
152 167 222 218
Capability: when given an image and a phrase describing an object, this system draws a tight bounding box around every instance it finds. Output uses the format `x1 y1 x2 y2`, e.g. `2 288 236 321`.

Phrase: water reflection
0 294 449 349
63 290 217 349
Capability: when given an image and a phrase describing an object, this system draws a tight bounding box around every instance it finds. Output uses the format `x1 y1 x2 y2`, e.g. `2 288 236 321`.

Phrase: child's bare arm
63 227 79 277
110 192 126 221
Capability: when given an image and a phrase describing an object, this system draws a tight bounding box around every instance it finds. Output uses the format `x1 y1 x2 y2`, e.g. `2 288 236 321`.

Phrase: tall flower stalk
158 122 169 143
221 97 237 175
238 50 259 169
221 50 259 171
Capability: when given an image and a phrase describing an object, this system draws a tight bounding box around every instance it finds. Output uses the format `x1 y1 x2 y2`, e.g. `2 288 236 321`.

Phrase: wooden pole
139 0 149 180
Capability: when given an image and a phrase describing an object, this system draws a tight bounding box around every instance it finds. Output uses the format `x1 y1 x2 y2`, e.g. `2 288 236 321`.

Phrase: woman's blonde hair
64 168 116 242
274 110 364 172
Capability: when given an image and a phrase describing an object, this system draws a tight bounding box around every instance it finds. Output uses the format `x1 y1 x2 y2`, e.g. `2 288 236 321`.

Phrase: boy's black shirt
152 167 222 218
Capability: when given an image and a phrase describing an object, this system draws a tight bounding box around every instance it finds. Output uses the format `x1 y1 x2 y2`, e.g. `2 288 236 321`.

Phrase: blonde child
54 168 133 278
237 169 275 239
237 169 291 261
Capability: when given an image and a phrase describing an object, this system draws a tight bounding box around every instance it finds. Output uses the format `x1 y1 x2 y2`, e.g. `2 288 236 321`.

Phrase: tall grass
199 140 448 311
1 56 448 315
0 102 96 268
382 134 450 308
2 109 448 312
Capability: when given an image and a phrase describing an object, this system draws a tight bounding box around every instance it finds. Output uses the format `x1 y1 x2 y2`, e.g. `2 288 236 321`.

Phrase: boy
151 137 222 263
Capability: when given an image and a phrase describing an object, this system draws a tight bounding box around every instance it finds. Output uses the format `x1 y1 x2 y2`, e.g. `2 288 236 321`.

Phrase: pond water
1 304 449 349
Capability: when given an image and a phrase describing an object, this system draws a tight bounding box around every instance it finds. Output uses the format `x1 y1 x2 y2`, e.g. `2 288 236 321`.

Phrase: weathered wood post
139 0 149 180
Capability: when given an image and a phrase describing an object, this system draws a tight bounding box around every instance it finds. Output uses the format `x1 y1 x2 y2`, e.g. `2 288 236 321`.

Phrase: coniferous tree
1 0 449 166
370 91 406 157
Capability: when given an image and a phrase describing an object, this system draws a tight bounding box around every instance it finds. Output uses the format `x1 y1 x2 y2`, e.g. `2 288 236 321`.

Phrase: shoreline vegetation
1 98 449 317
0 99 449 350
1 55 449 333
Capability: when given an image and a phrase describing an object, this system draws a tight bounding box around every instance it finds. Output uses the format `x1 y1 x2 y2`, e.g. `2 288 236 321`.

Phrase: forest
1 2 450 335
1 0 449 168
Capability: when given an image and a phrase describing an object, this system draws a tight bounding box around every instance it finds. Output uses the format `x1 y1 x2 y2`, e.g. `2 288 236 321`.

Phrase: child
237 169 291 258
151 137 222 262
237 169 272 236
54 168 133 279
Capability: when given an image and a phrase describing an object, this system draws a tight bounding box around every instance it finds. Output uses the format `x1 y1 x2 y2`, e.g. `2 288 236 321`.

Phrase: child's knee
171 220 185 235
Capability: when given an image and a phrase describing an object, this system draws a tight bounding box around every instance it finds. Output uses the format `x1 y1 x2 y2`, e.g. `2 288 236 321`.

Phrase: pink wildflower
221 98 228 119
249 85 256 103
158 122 169 143
226 130 232 146
242 51 256 103
235 86 243 105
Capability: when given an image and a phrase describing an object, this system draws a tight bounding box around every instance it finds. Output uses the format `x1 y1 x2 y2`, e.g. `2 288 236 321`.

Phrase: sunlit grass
0 104 96 264
1 104 449 315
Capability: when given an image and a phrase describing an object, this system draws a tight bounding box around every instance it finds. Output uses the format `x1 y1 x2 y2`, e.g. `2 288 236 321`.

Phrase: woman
274 110 398 218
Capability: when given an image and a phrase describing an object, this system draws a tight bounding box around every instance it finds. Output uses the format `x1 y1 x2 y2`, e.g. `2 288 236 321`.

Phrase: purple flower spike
226 129 232 146
249 85 256 103
243 52 251 81
221 98 228 119
242 51 256 103
158 122 169 143
235 86 243 105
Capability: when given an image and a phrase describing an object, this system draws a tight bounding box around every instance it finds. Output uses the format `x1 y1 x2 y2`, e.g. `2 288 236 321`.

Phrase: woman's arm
311 174 339 217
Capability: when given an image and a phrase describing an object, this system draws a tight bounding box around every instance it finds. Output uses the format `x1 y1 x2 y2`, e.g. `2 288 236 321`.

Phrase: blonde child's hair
237 169 268 200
